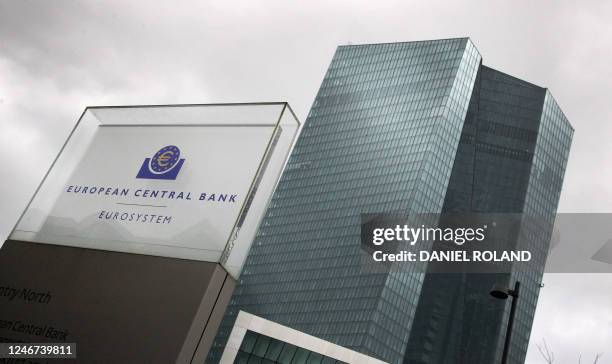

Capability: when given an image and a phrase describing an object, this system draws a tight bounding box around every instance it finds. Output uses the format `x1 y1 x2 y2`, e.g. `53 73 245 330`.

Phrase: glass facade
404 67 573 364
208 38 572 364
234 330 348 364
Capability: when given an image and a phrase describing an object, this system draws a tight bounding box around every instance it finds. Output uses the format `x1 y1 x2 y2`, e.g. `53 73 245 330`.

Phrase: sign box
0 103 300 363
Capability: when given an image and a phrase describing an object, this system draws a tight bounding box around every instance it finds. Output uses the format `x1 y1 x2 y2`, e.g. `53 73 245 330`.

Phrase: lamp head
490 284 509 300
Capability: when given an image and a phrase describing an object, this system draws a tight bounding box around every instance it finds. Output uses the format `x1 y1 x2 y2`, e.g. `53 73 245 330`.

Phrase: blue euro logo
136 145 185 180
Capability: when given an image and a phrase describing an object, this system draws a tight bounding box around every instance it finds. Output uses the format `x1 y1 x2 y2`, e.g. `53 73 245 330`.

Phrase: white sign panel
10 104 300 276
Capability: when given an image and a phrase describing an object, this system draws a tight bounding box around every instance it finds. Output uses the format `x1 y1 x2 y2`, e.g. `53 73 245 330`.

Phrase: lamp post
490 280 520 364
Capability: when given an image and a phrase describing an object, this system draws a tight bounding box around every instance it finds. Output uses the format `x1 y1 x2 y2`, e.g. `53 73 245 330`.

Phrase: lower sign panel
0 240 235 363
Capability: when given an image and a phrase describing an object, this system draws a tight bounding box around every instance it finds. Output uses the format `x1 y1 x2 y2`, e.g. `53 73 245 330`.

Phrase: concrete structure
221 311 388 364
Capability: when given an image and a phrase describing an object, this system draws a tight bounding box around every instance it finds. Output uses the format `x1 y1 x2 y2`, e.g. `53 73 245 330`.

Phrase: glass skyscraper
403 66 572 364
208 38 572 364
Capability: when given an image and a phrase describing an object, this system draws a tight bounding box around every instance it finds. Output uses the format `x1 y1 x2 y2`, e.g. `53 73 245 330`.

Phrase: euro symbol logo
136 145 185 180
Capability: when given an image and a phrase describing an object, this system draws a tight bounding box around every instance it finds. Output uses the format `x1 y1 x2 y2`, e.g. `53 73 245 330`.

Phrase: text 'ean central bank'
210 38 573 364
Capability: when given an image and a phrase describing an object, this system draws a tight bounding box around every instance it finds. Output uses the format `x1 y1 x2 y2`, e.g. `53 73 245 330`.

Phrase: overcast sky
1 0 611 362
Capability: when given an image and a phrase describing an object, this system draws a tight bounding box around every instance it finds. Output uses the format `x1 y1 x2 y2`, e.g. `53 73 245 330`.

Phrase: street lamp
490 280 520 364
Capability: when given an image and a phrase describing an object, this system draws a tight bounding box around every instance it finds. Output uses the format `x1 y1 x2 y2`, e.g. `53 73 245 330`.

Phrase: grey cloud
1 0 611 362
